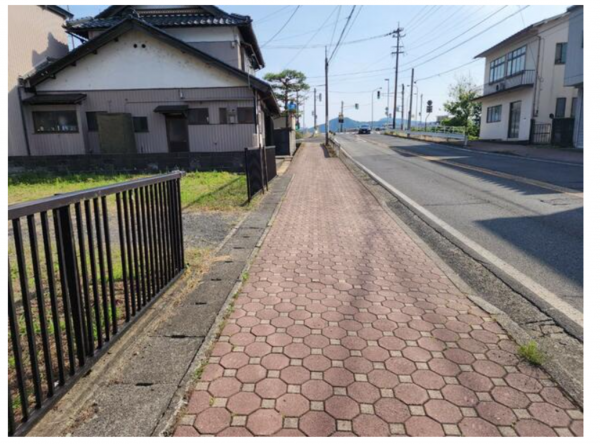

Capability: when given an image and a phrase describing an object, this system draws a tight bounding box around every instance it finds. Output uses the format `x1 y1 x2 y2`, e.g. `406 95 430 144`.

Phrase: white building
564 5 583 149
475 11 577 143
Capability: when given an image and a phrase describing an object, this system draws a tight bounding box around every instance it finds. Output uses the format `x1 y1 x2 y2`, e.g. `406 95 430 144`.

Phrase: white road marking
339 142 584 329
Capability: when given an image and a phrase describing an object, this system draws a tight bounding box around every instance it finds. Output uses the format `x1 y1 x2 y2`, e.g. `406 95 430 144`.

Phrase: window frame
486 105 502 123
237 107 255 125
219 107 228 125
133 116 149 133
506 45 526 77
555 42 567 65
489 56 506 84
555 97 567 118
32 110 79 134
188 108 210 125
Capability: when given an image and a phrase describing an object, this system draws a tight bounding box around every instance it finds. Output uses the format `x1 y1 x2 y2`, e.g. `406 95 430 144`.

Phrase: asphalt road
336 133 583 317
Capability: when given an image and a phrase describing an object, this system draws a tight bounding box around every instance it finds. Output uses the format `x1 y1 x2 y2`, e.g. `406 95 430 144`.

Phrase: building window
571 97 578 118
506 46 526 76
33 111 78 133
219 108 228 124
133 116 149 133
237 107 255 124
489 56 505 83
188 108 210 125
555 43 567 64
486 105 502 123
555 98 566 118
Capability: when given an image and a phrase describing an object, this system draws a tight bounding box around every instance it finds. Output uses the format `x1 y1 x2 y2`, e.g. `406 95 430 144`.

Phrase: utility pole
401 84 405 130
313 88 317 134
340 101 344 133
391 25 404 130
408 69 414 131
325 47 330 145
385 78 390 126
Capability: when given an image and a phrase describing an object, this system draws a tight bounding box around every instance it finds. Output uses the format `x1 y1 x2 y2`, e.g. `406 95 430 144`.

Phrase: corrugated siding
23 87 261 155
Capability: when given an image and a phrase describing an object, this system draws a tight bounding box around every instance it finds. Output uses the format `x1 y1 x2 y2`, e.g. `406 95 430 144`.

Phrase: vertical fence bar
93 198 110 342
148 185 161 291
26 214 54 398
57 206 87 368
74 203 94 356
162 181 174 279
84 200 102 349
157 182 170 281
13 219 43 409
9 383 16 436
8 261 29 422
175 178 185 269
41 211 65 386
143 186 157 297
167 180 180 272
128 190 141 312
116 193 131 323
102 196 118 335
133 188 148 305
123 191 137 317
53 209 76 375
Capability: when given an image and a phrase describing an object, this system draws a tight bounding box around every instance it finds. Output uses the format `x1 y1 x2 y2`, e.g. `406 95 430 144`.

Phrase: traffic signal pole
325 47 330 146
408 68 414 131
313 88 317 134
401 84 405 130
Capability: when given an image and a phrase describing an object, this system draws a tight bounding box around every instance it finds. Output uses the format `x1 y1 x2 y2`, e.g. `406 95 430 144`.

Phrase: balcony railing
482 70 536 97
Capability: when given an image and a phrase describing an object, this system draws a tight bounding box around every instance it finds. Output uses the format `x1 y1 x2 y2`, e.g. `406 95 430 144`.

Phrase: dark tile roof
66 12 250 31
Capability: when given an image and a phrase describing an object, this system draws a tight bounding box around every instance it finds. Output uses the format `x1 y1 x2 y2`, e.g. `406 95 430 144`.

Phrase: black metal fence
8 172 185 436
244 146 277 200
529 120 552 145
552 117 575 147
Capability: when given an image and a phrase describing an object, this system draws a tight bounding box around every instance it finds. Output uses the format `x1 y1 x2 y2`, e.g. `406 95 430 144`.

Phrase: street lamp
371 87 382 130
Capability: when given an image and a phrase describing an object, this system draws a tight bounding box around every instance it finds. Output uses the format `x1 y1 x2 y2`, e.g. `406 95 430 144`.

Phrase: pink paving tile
175 144 582 437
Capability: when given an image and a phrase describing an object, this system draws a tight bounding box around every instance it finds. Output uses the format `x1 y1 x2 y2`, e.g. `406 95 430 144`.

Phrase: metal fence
8 172 185 436
244 146 277 201
530 120 552 145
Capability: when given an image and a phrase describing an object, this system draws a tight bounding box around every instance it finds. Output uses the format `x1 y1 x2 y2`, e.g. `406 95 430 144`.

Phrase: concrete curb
154 172 295 436
337 145 583 409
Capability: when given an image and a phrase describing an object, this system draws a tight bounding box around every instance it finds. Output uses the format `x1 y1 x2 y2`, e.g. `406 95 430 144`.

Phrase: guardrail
387 126 468 146
8 172 185 436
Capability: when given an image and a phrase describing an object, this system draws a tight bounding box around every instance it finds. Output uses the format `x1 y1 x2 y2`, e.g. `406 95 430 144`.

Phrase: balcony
479 70 536 99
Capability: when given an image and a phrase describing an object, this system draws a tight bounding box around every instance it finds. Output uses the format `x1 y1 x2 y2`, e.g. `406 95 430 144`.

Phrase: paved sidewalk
174 143 583 437
468 140 583 165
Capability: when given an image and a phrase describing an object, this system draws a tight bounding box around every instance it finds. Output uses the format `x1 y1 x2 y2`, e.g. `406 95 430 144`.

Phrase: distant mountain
309 117 418 133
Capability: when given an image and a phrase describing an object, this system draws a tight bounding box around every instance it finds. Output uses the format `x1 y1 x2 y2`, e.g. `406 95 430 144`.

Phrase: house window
133 116 149 133
555 43 567 64
219 107 228 124
489 56 505 83
237 107 255 124
188 108 210 125
33 111 78 133
571 97 578 118
555 98 566 118
486 105 502 123
506 46 526 76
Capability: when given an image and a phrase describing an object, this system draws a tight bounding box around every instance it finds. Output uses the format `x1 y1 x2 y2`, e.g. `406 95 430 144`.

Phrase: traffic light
426 100 433 114
355 103 359 110
377 91 381 99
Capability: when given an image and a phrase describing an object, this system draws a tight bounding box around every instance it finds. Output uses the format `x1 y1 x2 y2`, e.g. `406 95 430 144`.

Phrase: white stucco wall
165 26 240 43
479 89 534 141
37 29 247 92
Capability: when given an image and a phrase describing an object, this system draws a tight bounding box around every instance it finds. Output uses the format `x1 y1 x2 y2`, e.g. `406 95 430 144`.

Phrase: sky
62 4 569 126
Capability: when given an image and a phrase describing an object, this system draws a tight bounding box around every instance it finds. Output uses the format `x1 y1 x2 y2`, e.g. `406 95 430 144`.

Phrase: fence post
56 205 87 367
262 146 269 192
244 148 251 203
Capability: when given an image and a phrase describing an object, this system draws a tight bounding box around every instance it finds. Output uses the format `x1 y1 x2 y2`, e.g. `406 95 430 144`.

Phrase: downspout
532 35 542 118
17 85 32 156
253 90 259 146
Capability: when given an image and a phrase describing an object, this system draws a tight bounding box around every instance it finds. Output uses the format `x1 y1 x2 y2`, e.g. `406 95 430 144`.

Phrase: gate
529 120 551 145
552 118 575 147
8 173 185 435
244 146 277 201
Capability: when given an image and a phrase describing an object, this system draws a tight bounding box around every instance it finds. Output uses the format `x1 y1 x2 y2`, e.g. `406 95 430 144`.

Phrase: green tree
442 75 482 137
263 69 310 117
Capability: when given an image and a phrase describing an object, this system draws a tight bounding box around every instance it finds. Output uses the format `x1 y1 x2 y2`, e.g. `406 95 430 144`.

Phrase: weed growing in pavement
518 340 546 366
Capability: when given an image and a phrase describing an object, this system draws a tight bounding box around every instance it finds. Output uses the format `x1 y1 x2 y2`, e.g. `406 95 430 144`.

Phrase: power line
409 5 443 34
404 5 431 29
329 5 357 63
415 59 482 81
261 6 301 47
284 6 340 68
255 6 292 24
267 32 391 50
328 6 343 50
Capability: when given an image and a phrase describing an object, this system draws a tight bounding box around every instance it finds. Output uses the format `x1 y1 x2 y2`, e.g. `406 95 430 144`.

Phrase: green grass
518 340 546 366
9 171 250 212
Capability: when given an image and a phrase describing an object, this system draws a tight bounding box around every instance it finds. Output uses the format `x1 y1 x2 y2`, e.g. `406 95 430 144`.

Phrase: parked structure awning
22 93 87 105
154 105 189 114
